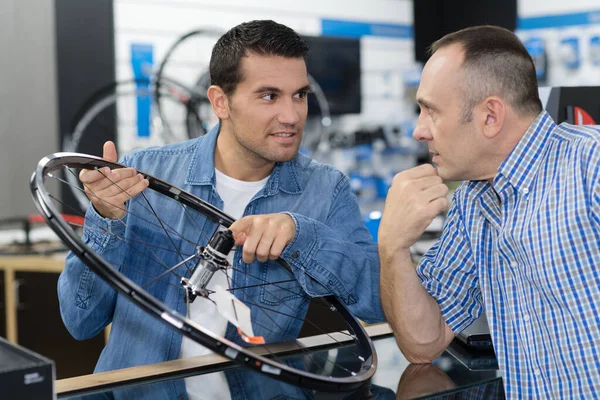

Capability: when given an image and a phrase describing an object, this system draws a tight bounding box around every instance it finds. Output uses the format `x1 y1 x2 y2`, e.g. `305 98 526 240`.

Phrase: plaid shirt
417 111 600 398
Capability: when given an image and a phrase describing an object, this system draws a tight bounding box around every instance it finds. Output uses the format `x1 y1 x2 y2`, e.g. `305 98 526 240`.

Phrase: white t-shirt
181 168 269 400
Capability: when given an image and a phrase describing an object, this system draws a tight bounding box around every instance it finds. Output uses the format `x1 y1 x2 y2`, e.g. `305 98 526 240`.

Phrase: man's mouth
271 132 296 137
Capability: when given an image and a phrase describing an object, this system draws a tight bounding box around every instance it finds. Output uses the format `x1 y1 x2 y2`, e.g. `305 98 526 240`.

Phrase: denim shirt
58 124 385 399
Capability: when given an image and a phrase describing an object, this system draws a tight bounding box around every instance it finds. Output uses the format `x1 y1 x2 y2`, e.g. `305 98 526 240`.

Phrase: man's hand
229 214 296 263
79 141 149 219
378 164 449 258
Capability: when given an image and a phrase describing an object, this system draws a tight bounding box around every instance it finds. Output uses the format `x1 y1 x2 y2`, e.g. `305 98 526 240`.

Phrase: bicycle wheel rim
153 28 223 142
30 152 376 391
62 79 204 211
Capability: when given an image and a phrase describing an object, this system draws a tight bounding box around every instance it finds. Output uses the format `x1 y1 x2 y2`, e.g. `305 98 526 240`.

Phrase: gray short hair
430 25 543 122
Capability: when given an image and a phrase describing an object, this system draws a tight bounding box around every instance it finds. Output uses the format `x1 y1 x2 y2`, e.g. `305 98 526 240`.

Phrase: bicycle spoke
59 168 200 252
174 201 213 249
142 253 197 290
221 269 357 376
226 265 359 343
93 168 188 266
61 168 201 250
227 264 332 311
31 154 375 390
48 193 194 289
226 279 297 292
224 267 352 342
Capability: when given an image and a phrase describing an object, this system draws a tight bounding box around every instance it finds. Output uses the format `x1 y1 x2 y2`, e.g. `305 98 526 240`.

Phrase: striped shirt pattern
417 111 600 398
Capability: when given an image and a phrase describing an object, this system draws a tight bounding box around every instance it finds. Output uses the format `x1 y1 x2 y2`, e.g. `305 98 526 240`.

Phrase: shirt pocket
259 260 307 307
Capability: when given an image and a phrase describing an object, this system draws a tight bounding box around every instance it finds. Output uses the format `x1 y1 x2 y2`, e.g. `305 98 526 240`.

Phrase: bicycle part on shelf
0 214 83 256
62 78 205 211
154 28 224 141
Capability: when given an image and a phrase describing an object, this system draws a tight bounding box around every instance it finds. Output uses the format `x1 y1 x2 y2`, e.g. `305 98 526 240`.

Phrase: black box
0 336 54 399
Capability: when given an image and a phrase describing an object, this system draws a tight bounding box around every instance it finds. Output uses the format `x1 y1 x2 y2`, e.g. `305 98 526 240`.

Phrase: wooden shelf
0 254 67 343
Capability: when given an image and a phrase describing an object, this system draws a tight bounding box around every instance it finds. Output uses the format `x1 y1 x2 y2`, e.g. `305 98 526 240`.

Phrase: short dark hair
209 20 309 96
429 25 543 122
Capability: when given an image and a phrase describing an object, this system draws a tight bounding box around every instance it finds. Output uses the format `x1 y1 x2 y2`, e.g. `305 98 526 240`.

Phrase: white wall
112 0 416 153
0 0 59 219
517 0 600 88
519 0 600 17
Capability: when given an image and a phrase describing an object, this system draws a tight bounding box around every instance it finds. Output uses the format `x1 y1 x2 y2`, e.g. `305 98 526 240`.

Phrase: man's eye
262 93 277 101
295 91 309 99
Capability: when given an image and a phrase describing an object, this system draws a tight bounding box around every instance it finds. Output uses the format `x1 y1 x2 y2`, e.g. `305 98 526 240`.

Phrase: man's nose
278 99 301 126
413 119 432 141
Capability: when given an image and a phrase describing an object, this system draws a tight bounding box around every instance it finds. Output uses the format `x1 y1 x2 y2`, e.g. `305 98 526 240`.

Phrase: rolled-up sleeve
416 196 482 334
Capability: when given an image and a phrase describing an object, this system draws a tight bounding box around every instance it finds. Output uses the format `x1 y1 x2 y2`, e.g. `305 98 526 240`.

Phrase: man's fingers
429 197 449 215
391 175 443 195
80 167 137 185
255 228 277 263
90 196 128 218
233 231 247 246
229 217 254 237
242 231 262 264
398 164 438 181
83 174 144 199
99 177 148 205
103 141 118 162
230 214 295 263
422 183 449 203
80 167 110 184
414 175 444 190
103 168 139 182
88 176 148 213
242 217 268 263
269 234 288 260
230 217 257 262
100 175 147 199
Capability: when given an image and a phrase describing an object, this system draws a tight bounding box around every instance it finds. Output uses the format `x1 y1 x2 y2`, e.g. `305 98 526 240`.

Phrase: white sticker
24 372 44 385
161 312 184 329
224 347 239 359
261 364 281 375
214 290 254 337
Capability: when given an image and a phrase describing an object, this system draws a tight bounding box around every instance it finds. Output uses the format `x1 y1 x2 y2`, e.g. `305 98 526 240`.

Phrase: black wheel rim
30 152 377 391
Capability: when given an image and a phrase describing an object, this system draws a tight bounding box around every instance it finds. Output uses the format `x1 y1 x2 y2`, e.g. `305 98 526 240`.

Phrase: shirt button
522 188 529 195
523 314 530 322
533 368 541 376
291 251 300 259
510 262 518 268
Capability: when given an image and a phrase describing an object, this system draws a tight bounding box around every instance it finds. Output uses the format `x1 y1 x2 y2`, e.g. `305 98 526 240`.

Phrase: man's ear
207 85 229 120
480 96 505 139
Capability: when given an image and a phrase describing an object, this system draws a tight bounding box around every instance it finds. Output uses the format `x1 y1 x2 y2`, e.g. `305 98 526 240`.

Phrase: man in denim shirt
58 20 384 399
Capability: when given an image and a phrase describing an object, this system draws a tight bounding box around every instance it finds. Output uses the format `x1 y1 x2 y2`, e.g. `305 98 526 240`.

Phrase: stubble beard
232 127 301 164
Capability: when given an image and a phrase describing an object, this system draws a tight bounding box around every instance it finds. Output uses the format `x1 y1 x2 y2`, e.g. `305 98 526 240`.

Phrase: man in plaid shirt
379 25 600 398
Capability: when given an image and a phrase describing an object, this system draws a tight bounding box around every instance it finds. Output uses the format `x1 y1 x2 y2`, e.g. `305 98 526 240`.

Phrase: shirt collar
494 110 556 196
185 124 303 194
